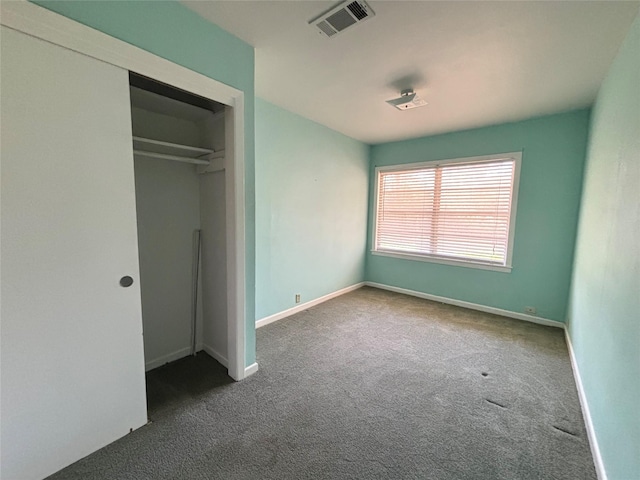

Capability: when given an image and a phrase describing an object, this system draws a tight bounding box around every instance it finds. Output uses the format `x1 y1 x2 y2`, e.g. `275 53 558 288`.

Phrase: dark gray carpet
47 286 596 479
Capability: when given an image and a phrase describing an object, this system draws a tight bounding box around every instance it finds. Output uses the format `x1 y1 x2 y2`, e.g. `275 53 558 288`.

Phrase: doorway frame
0 1 252 381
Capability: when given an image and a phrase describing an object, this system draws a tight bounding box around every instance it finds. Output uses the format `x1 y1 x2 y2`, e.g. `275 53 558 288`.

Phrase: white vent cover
310 1 375 38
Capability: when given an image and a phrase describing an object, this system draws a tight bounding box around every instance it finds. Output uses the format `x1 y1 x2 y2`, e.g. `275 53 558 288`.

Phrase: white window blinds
375 156 519 268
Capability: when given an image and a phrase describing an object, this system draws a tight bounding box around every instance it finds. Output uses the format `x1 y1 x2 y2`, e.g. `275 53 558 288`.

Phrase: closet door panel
0 27 147 480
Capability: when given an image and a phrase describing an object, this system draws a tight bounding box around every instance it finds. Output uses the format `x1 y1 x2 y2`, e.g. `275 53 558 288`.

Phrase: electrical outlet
295 294 301 304
524 306 537 315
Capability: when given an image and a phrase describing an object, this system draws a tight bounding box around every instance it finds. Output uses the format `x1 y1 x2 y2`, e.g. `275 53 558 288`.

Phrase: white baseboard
244 362 259 378
145 346 194 371
565 329 607 480
146 344 229 371
364 281 564 329
201 344 228 367
201 344 258 380
145 343 232 372
143 345 257 380
255 282 365 328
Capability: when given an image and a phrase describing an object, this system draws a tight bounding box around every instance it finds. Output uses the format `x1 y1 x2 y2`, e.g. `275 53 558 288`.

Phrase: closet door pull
119 276 134 287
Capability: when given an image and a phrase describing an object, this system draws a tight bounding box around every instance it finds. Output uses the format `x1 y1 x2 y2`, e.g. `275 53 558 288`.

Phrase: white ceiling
183 1 639 144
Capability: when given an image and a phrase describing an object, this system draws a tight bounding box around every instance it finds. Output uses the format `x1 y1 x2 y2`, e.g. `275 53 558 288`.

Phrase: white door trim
0 0 250 380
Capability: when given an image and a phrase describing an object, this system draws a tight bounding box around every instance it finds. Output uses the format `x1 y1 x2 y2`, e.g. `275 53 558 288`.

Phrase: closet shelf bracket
197 150 225 175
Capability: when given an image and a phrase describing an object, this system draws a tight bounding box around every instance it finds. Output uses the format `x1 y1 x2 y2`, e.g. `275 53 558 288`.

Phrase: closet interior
129 73 228 373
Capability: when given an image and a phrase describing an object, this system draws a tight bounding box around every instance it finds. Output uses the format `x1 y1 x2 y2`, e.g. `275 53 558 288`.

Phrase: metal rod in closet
191 229 201 356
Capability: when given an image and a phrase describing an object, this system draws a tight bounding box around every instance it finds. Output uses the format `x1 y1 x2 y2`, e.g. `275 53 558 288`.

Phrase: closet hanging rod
132 136 215 155
133 149 210 166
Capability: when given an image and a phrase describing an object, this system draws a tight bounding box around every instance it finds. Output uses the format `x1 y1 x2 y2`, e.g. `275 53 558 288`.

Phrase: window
373 152 521 272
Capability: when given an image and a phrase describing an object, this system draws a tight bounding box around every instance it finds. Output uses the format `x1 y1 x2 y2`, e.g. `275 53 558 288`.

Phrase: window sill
371 250 512 273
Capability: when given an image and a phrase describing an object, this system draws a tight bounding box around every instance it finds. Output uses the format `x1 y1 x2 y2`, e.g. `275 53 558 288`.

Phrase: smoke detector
310 1 375 38
386 89 428 110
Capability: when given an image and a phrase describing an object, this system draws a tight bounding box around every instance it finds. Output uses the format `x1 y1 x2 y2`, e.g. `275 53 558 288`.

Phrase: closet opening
129 72 232 389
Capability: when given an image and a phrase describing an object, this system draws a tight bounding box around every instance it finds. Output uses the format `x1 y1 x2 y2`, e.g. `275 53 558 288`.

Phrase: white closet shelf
133 136 214 155
132 136 221 166
133 149 210 165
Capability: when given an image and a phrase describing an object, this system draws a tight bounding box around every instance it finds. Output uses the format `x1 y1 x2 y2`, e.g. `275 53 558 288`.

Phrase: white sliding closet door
1 27 147 480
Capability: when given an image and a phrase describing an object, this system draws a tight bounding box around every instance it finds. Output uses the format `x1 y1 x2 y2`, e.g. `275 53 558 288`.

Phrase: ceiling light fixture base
386 89 428 110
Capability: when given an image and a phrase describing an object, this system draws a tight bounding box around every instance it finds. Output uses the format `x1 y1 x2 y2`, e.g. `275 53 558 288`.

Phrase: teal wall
366 110 590 322
34 0 258 365
255 99 369 320
568 15 640 480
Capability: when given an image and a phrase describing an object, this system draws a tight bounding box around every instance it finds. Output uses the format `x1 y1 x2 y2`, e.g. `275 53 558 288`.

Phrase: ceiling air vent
310 0 375 39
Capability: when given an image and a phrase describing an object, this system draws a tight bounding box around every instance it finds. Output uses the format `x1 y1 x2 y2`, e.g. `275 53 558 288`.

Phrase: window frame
372 151 522 273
